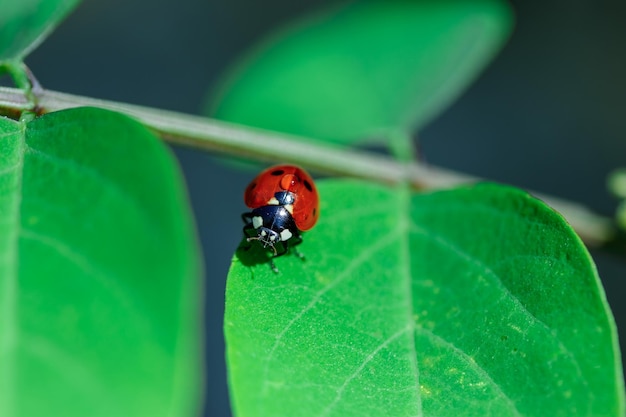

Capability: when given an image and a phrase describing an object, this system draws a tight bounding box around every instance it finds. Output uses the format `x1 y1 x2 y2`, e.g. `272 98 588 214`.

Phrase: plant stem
0 86 616 245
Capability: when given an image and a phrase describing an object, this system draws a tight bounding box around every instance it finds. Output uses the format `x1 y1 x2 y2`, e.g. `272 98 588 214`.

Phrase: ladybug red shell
244 164 319 231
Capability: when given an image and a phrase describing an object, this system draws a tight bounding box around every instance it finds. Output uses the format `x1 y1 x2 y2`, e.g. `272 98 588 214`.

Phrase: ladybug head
247 226 294 256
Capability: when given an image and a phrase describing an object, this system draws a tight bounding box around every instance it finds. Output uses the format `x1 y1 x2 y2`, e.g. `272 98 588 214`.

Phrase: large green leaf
0 0 80 62
210 0 513 145
0 108 202 416
225 181 625 417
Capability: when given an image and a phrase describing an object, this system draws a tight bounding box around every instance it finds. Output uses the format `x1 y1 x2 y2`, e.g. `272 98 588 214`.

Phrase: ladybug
242 164 319 270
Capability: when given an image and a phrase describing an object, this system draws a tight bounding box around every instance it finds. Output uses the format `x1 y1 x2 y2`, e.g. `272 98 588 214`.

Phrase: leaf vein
415 326 523 417
19 334 108 400
400 187 423 417
261 229 401 396
318 325 412 417
0 162 21 177
23 144 160 231
19 228 154 321
0 123 24 417
410 223 589 394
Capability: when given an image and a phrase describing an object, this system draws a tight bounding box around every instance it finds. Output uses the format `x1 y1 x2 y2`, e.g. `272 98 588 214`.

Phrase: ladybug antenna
247 236 278 256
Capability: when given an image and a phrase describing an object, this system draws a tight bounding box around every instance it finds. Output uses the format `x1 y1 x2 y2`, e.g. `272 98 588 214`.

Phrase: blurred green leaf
225 181 625 417
608 168 626 199
210 0 513 145
0 108 202 417
0 0 80 62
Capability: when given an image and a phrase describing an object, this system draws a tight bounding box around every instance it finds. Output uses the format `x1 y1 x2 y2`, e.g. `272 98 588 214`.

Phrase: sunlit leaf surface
225 181 625 417
0 108 202 417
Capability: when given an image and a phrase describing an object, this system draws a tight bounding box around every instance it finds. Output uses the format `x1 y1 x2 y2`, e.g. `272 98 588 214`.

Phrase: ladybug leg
267 241 287 274
239 225 254 252
241 214 258 252
291 245 305 261
242 212 256 241
273 241 289 257
241 212 254 225
291 231 303 246
292 248 305 260
288 231 306 261
242 222 257 239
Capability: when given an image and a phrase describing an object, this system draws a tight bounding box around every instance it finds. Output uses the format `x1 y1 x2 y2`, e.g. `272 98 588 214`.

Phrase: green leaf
0 0 80 62
210 0 513 145
225 181 625 417
0 108 202 416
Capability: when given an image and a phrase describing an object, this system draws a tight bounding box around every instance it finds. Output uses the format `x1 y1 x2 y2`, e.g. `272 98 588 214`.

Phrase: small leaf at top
209 0 513 145
225 181 625 417
0 0 81 62
0 108 202 416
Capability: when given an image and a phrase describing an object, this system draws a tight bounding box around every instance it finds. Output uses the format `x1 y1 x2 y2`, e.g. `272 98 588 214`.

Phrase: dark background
24 0 626 415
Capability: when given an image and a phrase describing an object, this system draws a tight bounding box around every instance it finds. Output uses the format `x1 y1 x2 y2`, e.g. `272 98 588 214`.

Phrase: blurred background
24 0 626 415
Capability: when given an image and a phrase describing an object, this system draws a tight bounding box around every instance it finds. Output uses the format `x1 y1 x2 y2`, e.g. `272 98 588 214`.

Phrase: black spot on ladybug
303 180 313 192
249 182 257 190
271 169 285 176
313 208 317 216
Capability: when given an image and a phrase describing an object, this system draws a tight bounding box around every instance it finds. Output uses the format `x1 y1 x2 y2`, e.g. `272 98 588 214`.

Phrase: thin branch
0 86 616 245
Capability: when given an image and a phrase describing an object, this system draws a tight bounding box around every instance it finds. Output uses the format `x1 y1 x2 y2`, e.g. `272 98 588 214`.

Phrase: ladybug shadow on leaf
235 236 306 274
234 238 275 269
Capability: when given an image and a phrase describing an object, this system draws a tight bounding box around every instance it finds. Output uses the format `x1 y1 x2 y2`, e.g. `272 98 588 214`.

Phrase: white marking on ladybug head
260 230 267 237
268 197 280 205
284 204 294 215
270 234 277 241
252 216 263 229
280 229 293 241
